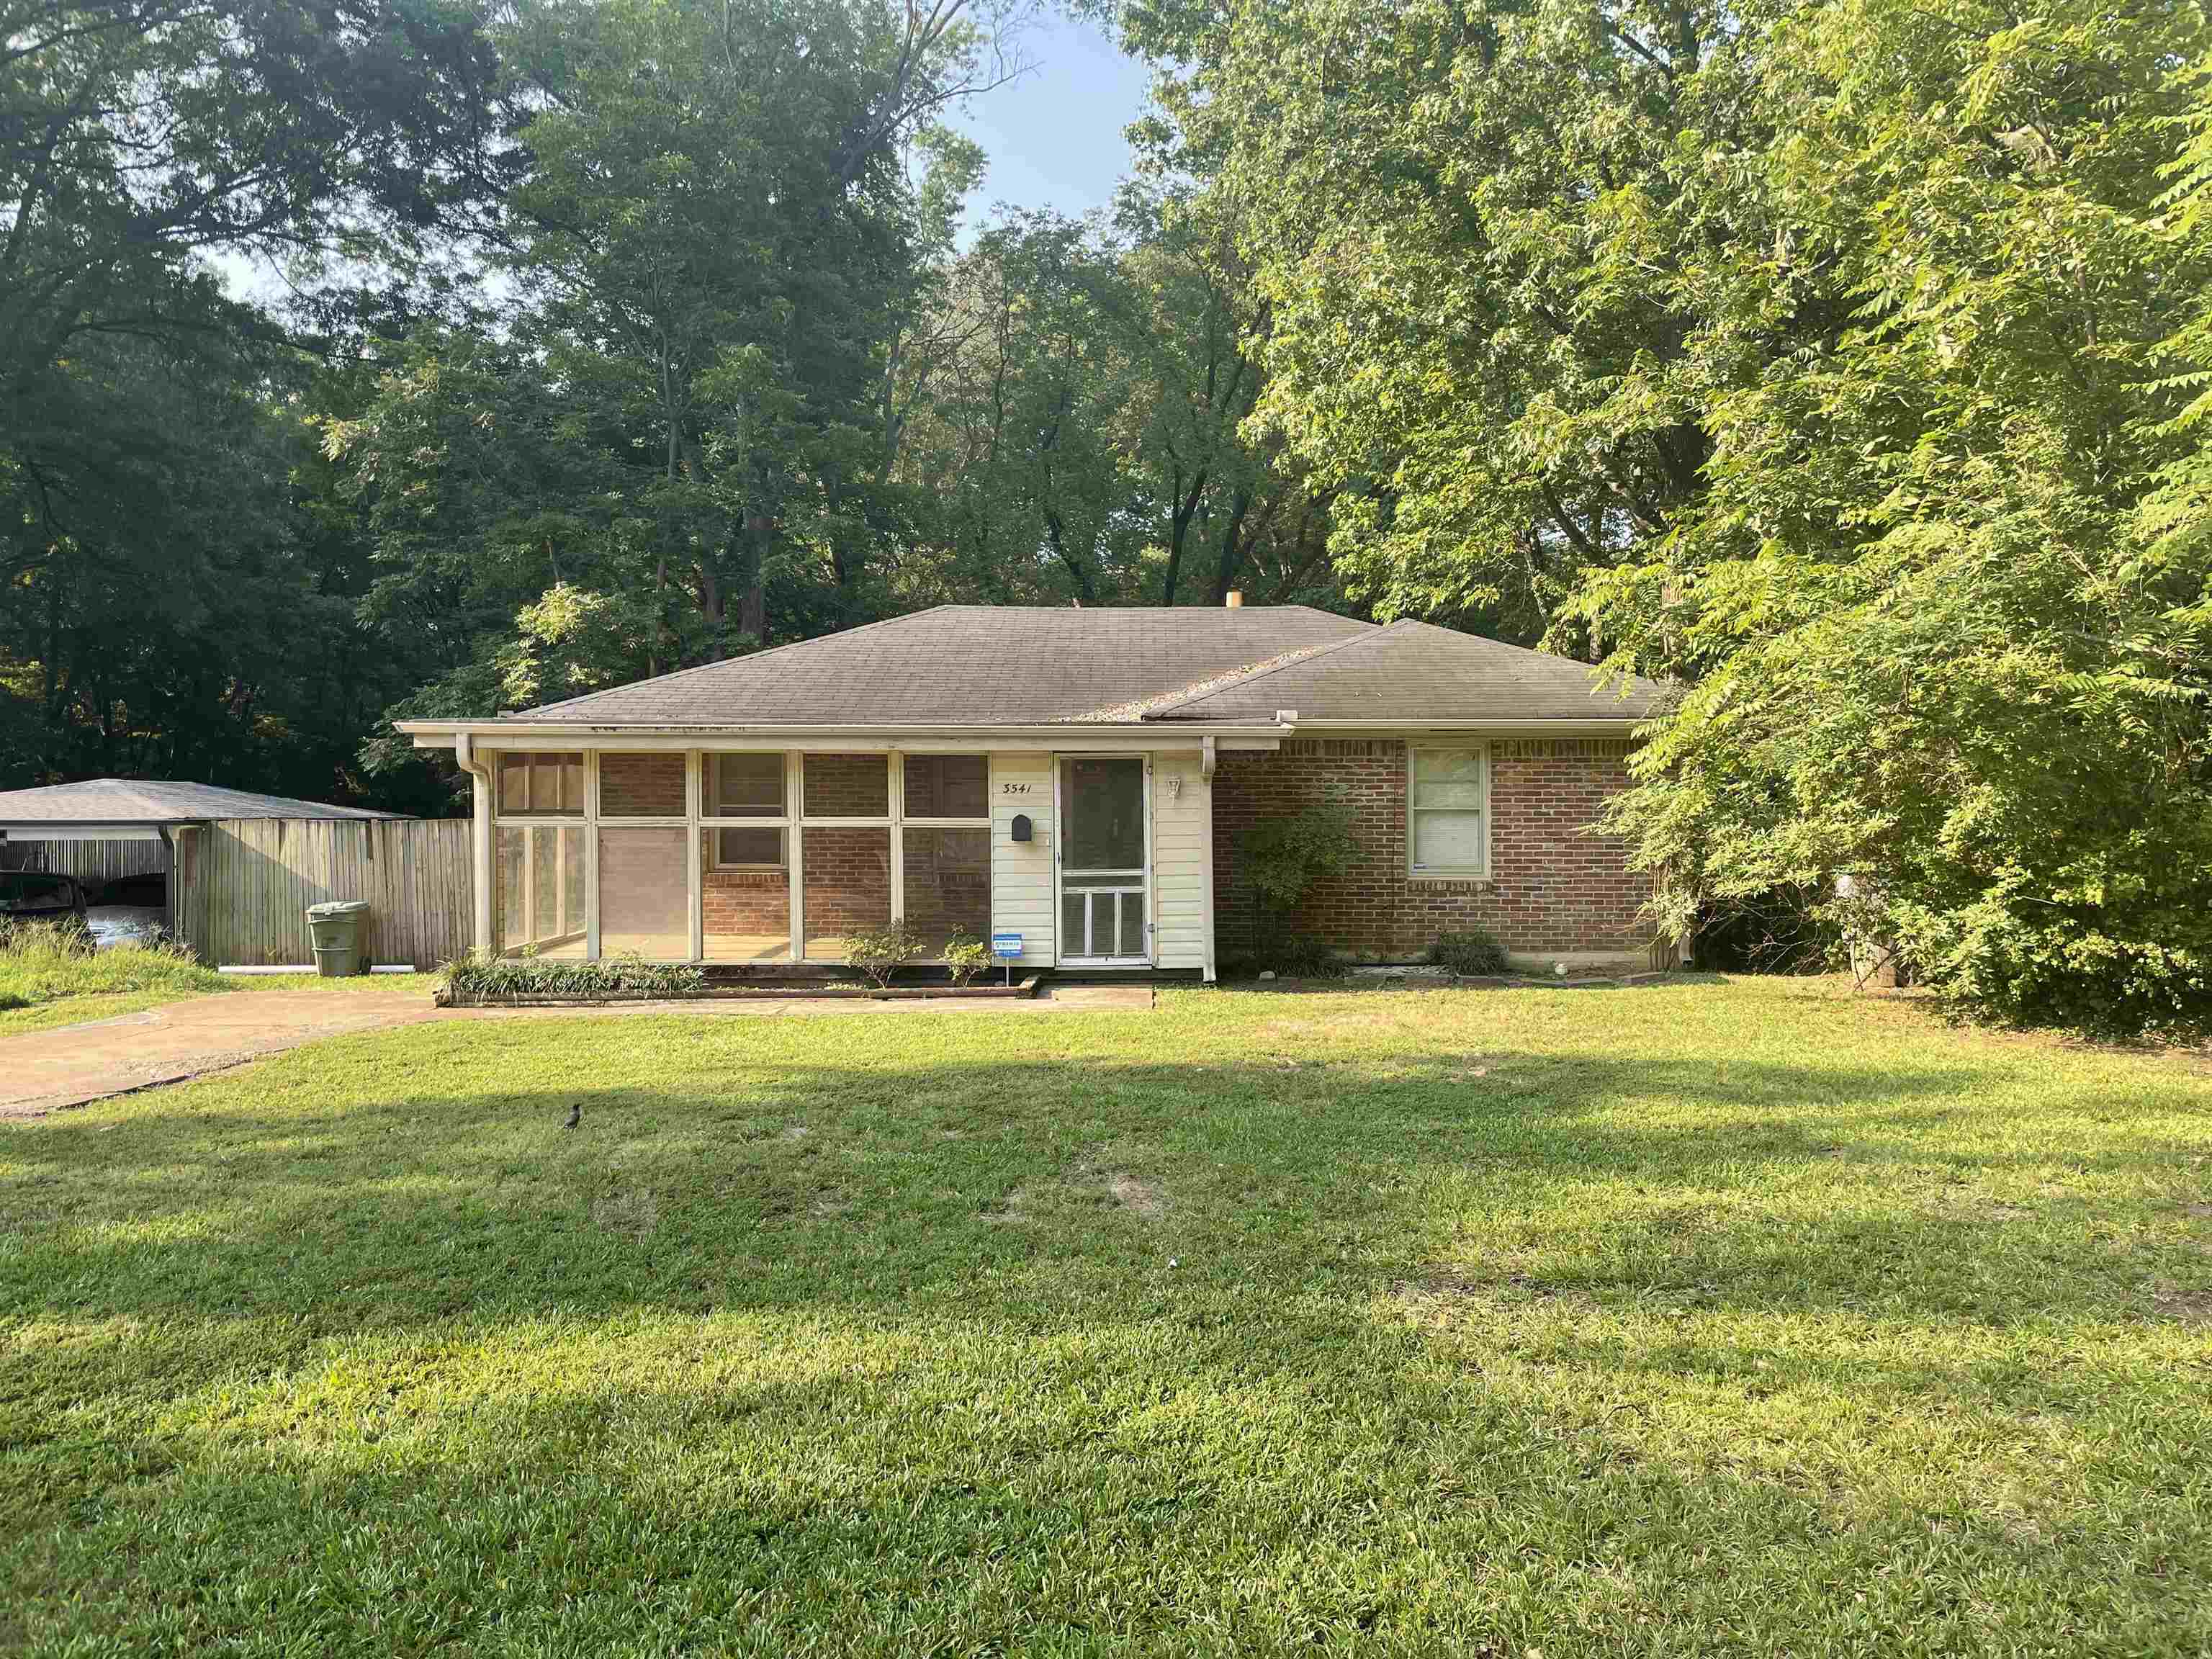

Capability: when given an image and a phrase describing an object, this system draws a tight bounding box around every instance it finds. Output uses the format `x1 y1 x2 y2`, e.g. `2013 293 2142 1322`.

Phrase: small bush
940 929 993 988
1270 937 1345 979
1241 793 1362 961
845 921 925 989
441 952 704 1002
1430 927 1509 976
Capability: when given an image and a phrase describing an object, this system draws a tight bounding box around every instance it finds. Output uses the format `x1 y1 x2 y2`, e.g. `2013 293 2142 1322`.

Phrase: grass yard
3 977 2209 1655
0 921 423 1038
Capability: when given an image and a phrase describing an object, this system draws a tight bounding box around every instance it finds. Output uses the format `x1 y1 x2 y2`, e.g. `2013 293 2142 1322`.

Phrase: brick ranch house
397 603 1668 979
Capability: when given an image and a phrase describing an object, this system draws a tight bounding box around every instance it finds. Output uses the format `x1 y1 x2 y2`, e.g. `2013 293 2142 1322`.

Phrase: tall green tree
1 0 503 799
1122 0 2212 1030
334 0 1021 783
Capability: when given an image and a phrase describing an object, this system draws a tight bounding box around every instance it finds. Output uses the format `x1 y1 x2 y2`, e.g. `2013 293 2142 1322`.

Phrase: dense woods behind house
5 0 2210 1030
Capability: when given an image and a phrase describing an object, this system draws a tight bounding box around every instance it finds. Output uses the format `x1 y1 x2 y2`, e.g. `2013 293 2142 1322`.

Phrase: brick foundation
1211 737 1655 964
702 868 788 939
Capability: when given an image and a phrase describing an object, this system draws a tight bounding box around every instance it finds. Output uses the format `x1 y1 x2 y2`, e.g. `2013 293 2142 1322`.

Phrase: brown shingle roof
0 779 405 825
493 605 1663 728
1150 619 1667 723
513 606 1373 726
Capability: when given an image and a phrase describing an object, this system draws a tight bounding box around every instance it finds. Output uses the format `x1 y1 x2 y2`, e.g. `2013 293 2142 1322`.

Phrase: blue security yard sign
992 932 1022 987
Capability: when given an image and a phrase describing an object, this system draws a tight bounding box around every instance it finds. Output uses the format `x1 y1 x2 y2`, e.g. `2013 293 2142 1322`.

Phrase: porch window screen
703 752 791 961
495 824 588 958
1408 747 1488 876
598 827 688 956
896 755 990 958
496 752 583 816
706 754 786 869
902 828 990 956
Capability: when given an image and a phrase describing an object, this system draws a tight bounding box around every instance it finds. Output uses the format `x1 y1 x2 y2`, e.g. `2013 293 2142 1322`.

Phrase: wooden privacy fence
176 817 472 969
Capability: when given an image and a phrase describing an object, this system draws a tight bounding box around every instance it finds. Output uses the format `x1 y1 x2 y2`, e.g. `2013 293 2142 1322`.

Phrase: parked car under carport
87 871 167 948
0 870 88 926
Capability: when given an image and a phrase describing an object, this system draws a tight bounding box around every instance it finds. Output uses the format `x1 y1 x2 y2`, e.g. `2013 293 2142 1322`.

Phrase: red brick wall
702 868 788 938
1211 737 1654 963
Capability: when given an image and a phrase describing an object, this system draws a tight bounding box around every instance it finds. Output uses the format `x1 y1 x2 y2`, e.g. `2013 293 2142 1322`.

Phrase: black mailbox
1010 813 1033 842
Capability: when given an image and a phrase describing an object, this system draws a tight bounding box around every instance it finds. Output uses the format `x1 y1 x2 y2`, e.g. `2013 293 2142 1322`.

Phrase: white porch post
888 750 905 926
1200 737 1218 984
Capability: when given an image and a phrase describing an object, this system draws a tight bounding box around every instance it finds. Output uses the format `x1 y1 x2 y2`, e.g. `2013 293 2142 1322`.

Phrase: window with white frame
706 752 787 868
1408 746 1489 877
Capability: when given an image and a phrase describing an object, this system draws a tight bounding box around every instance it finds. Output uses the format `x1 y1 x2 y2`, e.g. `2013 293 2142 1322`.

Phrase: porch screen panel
599 752 685 818
902 828 990 956
498 752 582 815
495 827 525 956
495 825 585 958
531 827 559 945
562 827 587 937
904 755 987 819
803 753 889 817
802 826 890 960
703 832 790 962
598 828 688 958
1060 758 1144 869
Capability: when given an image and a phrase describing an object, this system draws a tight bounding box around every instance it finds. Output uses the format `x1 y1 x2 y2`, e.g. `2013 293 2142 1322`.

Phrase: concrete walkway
0 982 1155 1120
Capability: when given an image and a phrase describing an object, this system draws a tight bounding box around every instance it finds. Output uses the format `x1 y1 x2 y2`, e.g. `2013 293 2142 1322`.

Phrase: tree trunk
1208 486 1252 606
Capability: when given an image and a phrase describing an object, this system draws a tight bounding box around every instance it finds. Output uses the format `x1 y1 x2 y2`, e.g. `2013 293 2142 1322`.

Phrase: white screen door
1057 757 1150 966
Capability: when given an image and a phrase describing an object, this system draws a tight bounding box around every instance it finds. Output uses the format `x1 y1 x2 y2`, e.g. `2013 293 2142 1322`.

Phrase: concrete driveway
0 989 444 1120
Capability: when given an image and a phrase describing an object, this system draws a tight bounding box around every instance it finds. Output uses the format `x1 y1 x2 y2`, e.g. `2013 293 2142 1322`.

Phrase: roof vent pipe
1224 590 1243 608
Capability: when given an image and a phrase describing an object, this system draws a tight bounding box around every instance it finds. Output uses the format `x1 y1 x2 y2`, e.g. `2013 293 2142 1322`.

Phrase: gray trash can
306 899 371 977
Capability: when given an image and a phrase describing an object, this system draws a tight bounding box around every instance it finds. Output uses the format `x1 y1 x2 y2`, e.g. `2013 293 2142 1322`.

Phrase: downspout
456 734 495 961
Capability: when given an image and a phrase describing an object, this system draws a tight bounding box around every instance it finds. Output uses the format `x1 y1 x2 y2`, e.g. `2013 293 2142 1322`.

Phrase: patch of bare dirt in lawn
984 1185 1032 1224
2149 1280 2212 1325
1100 1170 1165 1218
593 1187 659 1240
1070 1150 1166 1219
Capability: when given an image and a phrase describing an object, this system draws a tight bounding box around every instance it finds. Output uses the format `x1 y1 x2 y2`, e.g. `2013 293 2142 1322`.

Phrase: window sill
1408 872 1494 888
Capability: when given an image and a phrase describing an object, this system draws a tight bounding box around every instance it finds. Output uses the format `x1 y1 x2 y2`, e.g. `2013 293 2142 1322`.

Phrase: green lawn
0 973 420 1038
3 978 2208 1655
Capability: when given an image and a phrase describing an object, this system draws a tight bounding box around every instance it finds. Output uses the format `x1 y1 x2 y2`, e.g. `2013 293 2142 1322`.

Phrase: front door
1056 756 1151 966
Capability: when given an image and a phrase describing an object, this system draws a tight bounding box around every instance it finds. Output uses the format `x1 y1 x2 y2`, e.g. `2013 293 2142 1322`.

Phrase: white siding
1151 750 1208 971
989 752 1054 966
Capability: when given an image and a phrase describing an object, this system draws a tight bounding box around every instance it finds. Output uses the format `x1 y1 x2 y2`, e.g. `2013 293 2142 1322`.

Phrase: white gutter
454 733 495 960
1287 717 1647 734
398 719 1290 741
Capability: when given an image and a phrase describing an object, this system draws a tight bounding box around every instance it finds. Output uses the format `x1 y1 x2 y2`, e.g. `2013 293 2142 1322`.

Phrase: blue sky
948 11 1154 234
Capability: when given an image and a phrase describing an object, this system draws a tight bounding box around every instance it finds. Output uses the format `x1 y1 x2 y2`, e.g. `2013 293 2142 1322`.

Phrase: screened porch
488 750 992 964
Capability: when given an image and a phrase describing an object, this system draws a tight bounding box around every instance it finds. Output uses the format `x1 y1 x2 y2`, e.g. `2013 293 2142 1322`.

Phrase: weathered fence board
179 818 472 968
0 837 168 886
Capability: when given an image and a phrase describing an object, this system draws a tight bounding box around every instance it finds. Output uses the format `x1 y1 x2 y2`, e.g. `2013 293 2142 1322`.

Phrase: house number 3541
999 783 1035 795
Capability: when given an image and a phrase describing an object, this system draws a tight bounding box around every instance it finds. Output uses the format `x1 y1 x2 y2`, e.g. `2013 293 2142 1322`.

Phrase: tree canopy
1115 0 2212 1031
6 0 2211 1030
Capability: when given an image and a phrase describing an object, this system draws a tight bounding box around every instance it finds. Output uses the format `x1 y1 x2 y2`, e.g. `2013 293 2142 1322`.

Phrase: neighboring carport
0 780 434 963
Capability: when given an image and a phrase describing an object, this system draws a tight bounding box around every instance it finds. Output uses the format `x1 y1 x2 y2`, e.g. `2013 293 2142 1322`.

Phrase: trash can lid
305 899 372 919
